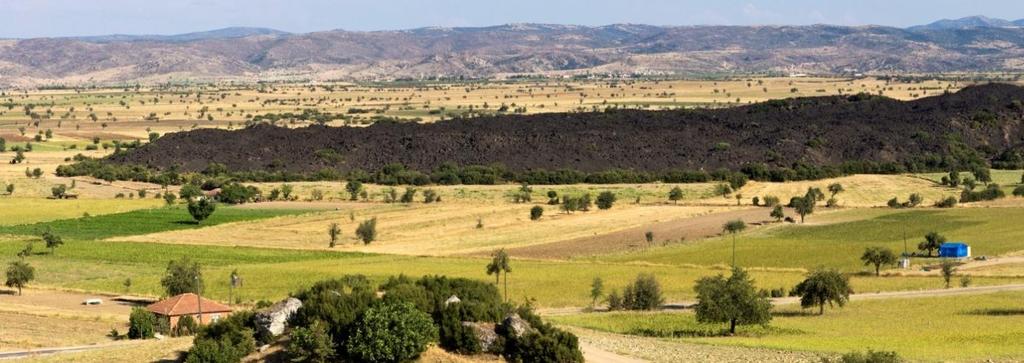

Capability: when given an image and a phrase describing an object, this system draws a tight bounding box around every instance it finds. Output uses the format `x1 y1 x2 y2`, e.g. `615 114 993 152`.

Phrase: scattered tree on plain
161 256 203 296
486 248 512 302
590 277 604 308
918 232 946 257
694 267 772 335
5 260 34 295
722 219 747 267
668 186 683 204
345 180 362 201
770 204 785 222
940 259 958 289
42 230 63 255
187 197 216 224
530 206 543 220
860 247 898 276
596 191 616 210
793 268 852 315
355 218 377 244
328 222 342 248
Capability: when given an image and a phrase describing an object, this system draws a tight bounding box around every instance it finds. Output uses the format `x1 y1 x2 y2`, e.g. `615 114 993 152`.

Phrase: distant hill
908 16 1020 30
102 84 1024 179
71 27 290 43
7 20 1024 85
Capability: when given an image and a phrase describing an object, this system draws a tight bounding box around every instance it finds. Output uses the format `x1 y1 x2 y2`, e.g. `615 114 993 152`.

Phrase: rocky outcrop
462 322 500 352
501 314 535 338
254 297 302 338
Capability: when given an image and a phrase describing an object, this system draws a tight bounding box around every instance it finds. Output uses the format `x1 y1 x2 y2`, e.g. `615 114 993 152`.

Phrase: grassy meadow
552 291 1024 361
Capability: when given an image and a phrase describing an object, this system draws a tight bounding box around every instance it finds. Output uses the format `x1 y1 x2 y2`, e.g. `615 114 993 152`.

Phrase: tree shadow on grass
962 308 1024 316
172 220 201 225
0 289 16 296
772 310 818 318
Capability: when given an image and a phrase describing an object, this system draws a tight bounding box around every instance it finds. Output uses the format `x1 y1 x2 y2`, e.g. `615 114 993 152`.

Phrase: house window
211 313 221 322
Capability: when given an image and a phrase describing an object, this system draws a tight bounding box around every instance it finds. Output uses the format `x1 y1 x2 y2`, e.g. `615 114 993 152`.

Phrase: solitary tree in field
918 232 946 257
940 259 958 289
160 256 203 296
770 205 785 222
590 277 604 308
5 261 34 295
486 249 512 302
694 267 772 335
228 269 242 304
328 223 342 248
792 196 814 223
723 220 747 267
345 180 362 201
529 206 544 221
355 218 377 245
596 191 617 210
41 230 63 255
668 186 683 204
860 247 898 276
793 268 852 315
187 198 216 224
715 183 733 198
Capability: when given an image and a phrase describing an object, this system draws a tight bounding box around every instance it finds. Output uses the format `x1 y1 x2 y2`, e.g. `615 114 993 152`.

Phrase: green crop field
0 205 308 240
598 207 1024 271
552 291 1024 361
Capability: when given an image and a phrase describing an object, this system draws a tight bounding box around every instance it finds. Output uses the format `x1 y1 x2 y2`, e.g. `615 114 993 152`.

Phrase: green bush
438 306 483 354
174 315 198 337
127 307 156 339
595 191 617 210
619 274 664 310
825 350 903 363
1013 185 1024 197
529 206 543 220
501 306 583 363
186 311 258 363
345 302 438 363
287 320 336 363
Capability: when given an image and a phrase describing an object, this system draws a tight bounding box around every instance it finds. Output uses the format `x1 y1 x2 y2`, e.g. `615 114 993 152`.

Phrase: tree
770 205 785 222
828 183 845 199
793 268 852 315
161 256 203 296
694 267 772 335
596 191 617 210
530 206 544 221
128 307 156 339
590 277 604 308
940 259 958 289
973 167 992 184
947 170 962 187
486 248 512 302
288 320 335 363
328 222 341 248
5 183 13 195
281 184 294 200
187 198 216 224
860 247 898 276
163 192 177 205
355 218 377 244
423 189 438 203
228 270 242 305
42 230 63 255
515 183 532 203
714 183 733 197
547 190 559 205
792 196 814 223
400 187 417 203
908 193 923 207
345 302 438 363
51 184 67 199
621 274 663 310
918 232 946 257
179 184 202 200
5 261 34 295
723 220 747 267
668 186 683 204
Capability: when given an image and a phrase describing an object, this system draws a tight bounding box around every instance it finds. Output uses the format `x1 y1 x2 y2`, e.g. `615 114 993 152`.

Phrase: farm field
598 207 1024 271
551 291 1024 362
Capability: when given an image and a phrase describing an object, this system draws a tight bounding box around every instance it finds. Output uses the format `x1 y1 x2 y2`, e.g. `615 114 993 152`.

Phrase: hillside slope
107 84 1024 175
6 23 1024 85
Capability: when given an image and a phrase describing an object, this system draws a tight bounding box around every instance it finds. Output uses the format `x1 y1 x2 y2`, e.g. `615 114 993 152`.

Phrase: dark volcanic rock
108 84 1024 174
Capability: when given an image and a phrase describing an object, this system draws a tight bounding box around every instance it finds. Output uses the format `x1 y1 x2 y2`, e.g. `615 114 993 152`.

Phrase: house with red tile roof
146 293 232 329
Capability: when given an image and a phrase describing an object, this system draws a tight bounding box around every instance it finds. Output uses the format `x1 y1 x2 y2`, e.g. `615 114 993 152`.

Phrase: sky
2 0 1024 38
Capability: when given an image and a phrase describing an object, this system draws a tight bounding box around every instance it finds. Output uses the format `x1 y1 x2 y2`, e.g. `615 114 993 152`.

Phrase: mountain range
3 17 1024 86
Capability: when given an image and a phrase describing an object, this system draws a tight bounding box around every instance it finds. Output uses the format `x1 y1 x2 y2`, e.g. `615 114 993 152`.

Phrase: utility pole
195 276 203 325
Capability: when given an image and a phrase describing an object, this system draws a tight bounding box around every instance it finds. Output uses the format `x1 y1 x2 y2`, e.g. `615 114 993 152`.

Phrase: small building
146 293 232 329
939 242 971 259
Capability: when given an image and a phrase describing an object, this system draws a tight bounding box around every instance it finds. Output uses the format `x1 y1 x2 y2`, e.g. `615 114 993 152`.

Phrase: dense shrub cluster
959 184 1006 203
281 275 580 363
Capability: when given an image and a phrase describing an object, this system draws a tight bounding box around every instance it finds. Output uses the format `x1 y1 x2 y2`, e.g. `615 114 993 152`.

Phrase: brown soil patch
504 207 787 259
